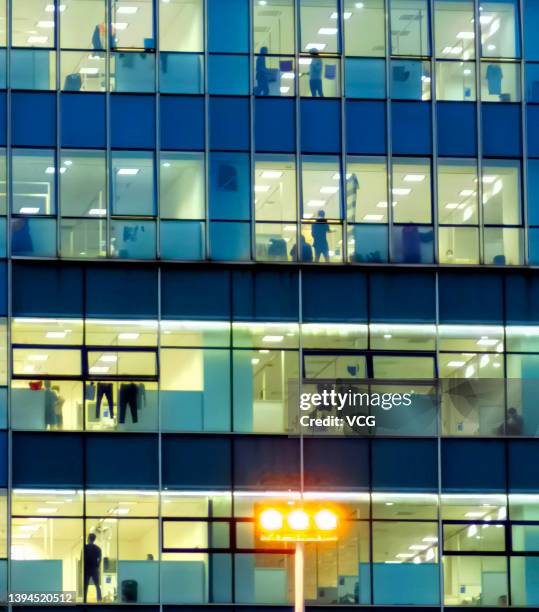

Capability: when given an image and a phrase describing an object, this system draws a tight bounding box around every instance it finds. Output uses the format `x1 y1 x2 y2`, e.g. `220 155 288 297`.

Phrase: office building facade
1 0 539 608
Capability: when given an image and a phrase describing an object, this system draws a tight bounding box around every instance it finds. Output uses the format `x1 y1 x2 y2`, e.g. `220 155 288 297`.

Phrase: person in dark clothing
311 210 330 262
84 533 102 602
290 234 313 262
504 407 524 436
255 46 270 95
309 48 323 97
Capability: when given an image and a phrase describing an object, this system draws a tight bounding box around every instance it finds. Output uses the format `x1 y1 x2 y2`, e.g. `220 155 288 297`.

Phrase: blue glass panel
160 221 205 260
525 0 539 60
528 160 539 225
209 152 250 220
207 0 248 53
208 54 249 95
11 218 56 257
391 225 434 263
442 439 506 492
110 220 156 259
111 52 155 92
346 101 387 154
529 228 539 264
209 221 251 261
11 50 54 90
525 63 539 101
439 272 503 323
60 93 106 148
0 50 6 89
345 58 385 99
349 225 388 263
391 59 430 100
160 53 203 94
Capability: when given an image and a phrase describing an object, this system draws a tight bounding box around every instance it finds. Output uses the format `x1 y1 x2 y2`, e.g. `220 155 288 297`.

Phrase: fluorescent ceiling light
258 0 267 4
409 544 429 551
28 354 48 361
254 184 271 193
260 170 283 179
251 358 260 365
460 189 474 197
383 333 392 339
303 213 313 218
116 6 138 13
259 349 270 354
283 225 296 232
27 35 48 43
331 11 352 19
46 331 67 339
447 361 465 367
45 167 55 174
477 337 498 346
37 21 55 28
88 208 106 216
355 2 364 7
280 86 290 93
396 553 414 558
403 174 425 182
376 201 388 208
281 72 295 80
89 366 110 374
262 335 284 342
480 15 494 25
23 365 35 373
46 4 66 11
112 22 129 30
465 511 485 518
363 214 384 221
63 160 73 166
463 68 472 75
482 175 497 183
298 57 312 65
449 46 463 54
392 188 411 196
457 31 475 39
445 203 459 209
37 507 57 513
305 43 326 51
117 168 139 175
118 332 140 340
19 207 40 214
306 199 326 207
318 27 338 35
423 536 438 543
487 44 496 51
320 186 339 194
79 67 99 75
110 507 130 515
99 355 118 362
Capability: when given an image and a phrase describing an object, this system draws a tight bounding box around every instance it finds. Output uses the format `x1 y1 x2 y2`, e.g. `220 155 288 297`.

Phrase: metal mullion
429 0 438 264
295 0 302 264
249 0 255 263
385 0 393 262
203 0 210 260
105 0 112 257
474 0 484 264
519 0 528 265
155 0 161 261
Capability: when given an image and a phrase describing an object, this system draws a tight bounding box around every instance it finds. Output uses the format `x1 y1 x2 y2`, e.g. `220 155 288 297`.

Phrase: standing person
84 533 102 602
255 47 270 96
311 210 330 262
309 49 323 97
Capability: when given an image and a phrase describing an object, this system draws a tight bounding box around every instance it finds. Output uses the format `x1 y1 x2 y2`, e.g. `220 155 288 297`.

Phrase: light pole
257 504 340 612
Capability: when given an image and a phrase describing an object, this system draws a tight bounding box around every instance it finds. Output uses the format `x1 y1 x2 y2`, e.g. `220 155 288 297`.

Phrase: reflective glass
12 0 55 48
111 151 155 216
480 0 520 58
300 0 339 54
160 153 204 220
60 150 106 217
390 0 430 56
255 155 296 222
160 221 205 260
298 54 340 97
480 61 521 101
391 59 431 100
110 220 156 259
10 49 56 90
61 51 106 91
61 0 106 50
60 218 106 258
159 53 204 93
392 158 432 223
436 61 476 100
434 0 475 59
344 0 385 57
12 149 56 216
111 52 155 92
111 0 154 49
253 0 295 55
160 0 203 52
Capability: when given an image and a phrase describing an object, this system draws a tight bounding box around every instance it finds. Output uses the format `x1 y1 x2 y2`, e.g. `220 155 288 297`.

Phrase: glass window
10 49 56 90
392 158 432 223
85 320 158 346
344 0 385 57
12 149 56 215
0 149 6 214
12 348 81 376
160 220 205 260
111 52 155 92
160 320 230 348
111 152 155 216
12 0 55 47
12 318 84 345
510 557 539 606
391 224 434 263
255 155 296 222
391 59 431 100
390 0 430 57
160 348 230 431
302 156 342 220
434 0 475 60
11 218 57 257
11 518 82 597
87 350 157 377
301 221 343 262
482 160 521 225
160 153 204 220
61 51 106 91
345 58 385 98
61 0 106 50
209 221 251 261
208 54 249 95
60 218 106 258
160 0 203 52
256 223 296 261
110 220 156 259
480 0 520 58
436 61 476 100
441 493 507 520
438 159 478 225
439 226 480 264
160 53 204 94
111 0 154 49
480 61 521 101
209 153 250 221
253 0 294 55
348 224 388 262
232 322 299 348
443 556 508 605
0 0 5 47
60 150 106 217
298 54 340 97
12 379 84 430
444 523 505 552
345 157 388 223
372 493 438 519
525 62 539 102
233 349 299 433
300 0 339 54
254 55 296 96
484 227 523 265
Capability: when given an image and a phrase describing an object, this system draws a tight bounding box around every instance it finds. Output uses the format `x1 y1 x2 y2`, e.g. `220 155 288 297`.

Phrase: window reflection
253 0 295 55
434 0 475 60
390 0 430 57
